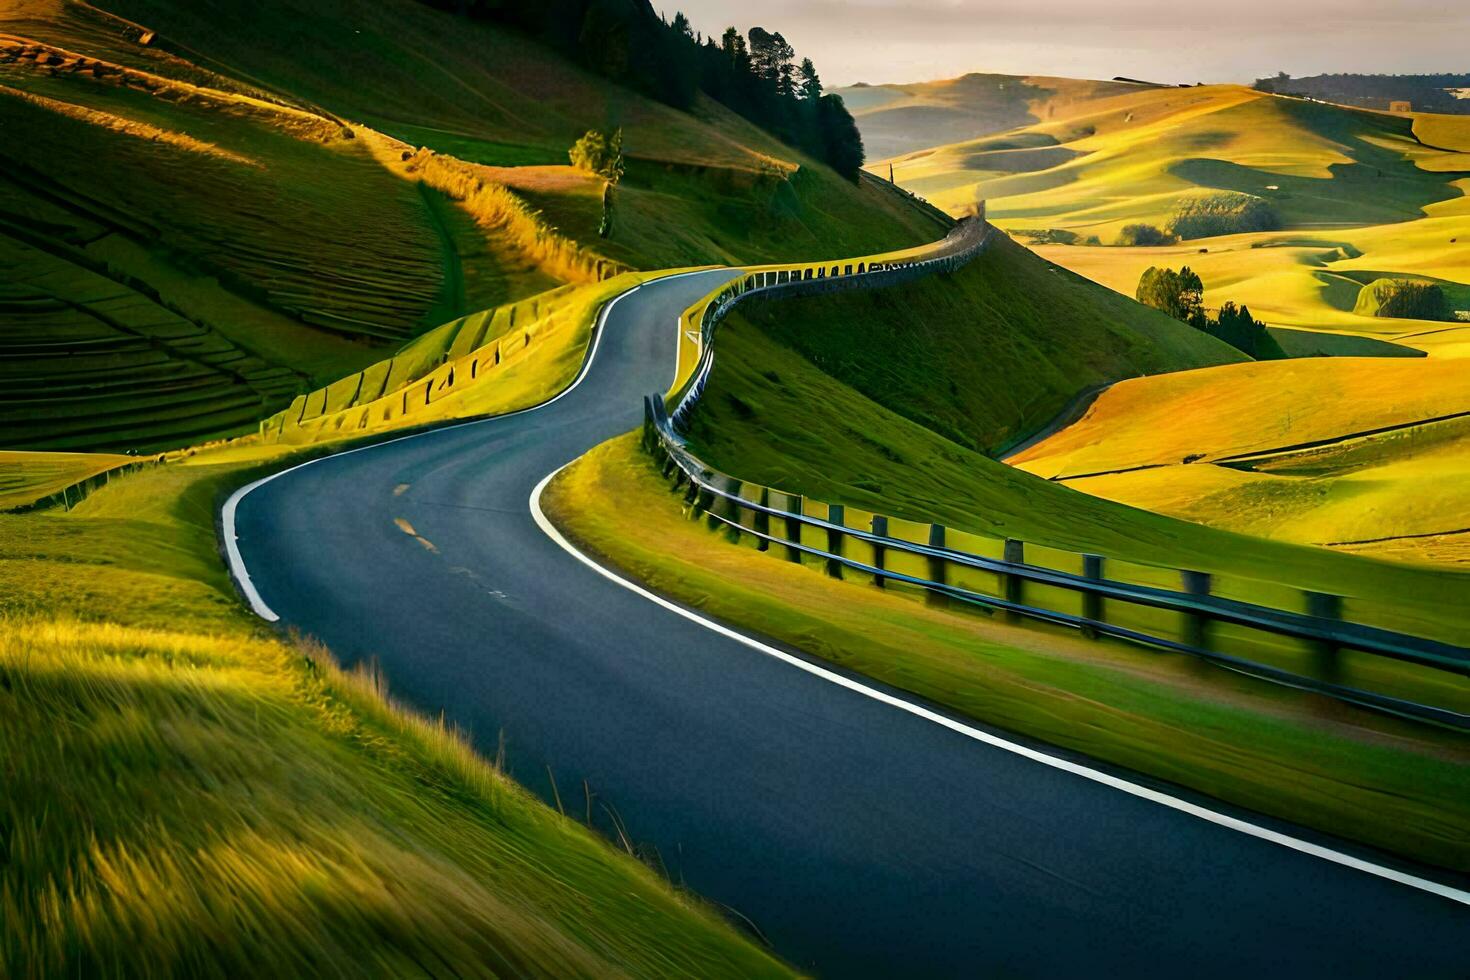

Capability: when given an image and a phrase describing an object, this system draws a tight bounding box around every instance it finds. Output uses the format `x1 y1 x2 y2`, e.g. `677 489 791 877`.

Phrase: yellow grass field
866 76 1470 566
1009 358 1470 564
0 450 140 510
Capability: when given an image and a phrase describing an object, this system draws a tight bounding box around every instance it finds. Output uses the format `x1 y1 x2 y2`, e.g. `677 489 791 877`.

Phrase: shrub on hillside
1020 228 1101 246
1136 267 1284 358
569 128 625 181
1116 224 1174 246
1353 278 1452 321
1167 192 1280 240
1206 301 1285 358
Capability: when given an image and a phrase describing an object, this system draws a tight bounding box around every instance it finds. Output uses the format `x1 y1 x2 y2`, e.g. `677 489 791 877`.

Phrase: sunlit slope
0 450 136 509
89 0 947 269
1031 228 1470 351
712 233 1244 455
886 85 1465 234
1009 358 1470 566
870 80 1470 345
833 73 1142 161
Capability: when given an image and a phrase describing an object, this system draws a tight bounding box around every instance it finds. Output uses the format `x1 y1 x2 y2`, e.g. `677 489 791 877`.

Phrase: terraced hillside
0 0 944 453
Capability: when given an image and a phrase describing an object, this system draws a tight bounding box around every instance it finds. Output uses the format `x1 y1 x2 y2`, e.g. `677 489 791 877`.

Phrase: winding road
227 267 1467 978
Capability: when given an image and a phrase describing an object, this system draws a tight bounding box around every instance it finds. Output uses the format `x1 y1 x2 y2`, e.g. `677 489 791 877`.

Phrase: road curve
230 268 1467 978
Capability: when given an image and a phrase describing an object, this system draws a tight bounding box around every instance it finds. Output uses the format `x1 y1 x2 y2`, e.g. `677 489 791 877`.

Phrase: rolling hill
849 72 1470 566
832 73 1143 161
0 0 945 453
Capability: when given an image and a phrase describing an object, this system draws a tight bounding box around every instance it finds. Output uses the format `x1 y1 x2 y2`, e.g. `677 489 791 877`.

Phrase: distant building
1389 100 1412 113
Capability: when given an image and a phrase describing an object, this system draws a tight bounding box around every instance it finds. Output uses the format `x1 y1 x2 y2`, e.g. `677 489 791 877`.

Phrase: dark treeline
1254 72 1470 115
419 0 865 177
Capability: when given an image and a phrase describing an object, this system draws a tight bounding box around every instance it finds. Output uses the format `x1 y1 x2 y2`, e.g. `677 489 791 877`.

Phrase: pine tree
799 57 822 100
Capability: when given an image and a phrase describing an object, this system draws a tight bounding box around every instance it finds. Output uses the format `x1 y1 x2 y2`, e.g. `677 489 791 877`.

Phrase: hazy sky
663 1 1470 88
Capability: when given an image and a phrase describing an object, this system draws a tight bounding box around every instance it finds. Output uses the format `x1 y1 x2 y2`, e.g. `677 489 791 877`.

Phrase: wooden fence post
754 487 770 552
710 477 738 531
826 504 845 579
1181 570 1212 649
785 494 804 563
1002 538 1024 619
1082 554 1104 638
927 523 948 606
1305 590 1343 684
871 516 889 588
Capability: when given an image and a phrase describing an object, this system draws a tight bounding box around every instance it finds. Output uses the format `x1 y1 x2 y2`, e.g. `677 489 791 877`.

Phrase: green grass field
0 445 791 977
544 433 1470 871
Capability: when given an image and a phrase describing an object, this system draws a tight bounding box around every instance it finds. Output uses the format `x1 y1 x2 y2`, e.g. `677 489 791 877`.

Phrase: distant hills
1254 73 1470 115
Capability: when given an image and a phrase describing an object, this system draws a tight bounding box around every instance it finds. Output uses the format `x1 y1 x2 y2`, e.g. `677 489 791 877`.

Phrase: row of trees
422 0 864 178
1136 266 1284 358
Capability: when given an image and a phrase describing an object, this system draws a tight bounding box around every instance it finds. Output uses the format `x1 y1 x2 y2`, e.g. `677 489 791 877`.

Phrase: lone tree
569 128 624 237
1136 266 1205 326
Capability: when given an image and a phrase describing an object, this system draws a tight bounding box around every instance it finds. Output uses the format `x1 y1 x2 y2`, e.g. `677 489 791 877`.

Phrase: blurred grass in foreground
0 455 790 977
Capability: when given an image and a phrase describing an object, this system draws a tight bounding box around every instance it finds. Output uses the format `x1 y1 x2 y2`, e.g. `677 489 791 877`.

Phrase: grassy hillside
721 232 1243 455
832 73 1143 161
1009 358 1470 565
0 445 791 976
0 0 945 453
872 81 1469 342
682 289 1470 647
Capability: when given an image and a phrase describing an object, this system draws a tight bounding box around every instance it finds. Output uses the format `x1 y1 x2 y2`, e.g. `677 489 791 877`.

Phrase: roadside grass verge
544 433 1470 872
0 453 791 977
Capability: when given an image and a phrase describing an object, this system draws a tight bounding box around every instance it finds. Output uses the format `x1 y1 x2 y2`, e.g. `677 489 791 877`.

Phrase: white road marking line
528 464 1470 908
219 267 730 624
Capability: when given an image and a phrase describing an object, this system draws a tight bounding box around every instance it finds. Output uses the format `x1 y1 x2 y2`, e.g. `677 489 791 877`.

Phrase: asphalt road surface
230 268 1467 977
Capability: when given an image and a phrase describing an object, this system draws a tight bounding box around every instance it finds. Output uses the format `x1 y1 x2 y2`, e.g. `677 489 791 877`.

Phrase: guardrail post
711 477 738 531
1082 554 1104 638
871 516 889 588
754 487 770 552
927 524 948 606
1001 538 1024 619
1304 590 1343 684
826 505 845 579
683 472 702 512
1181 570 1212 648
785 494 803 563
641 395 656 453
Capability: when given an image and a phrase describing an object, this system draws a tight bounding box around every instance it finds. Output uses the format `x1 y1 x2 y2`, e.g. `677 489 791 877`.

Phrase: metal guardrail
668 214 991 434
641 219 1470 731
